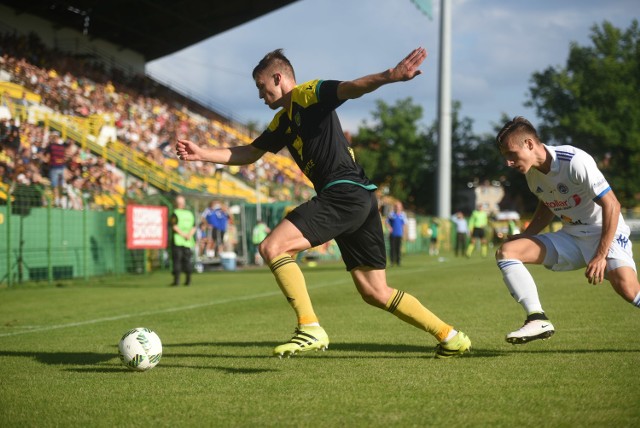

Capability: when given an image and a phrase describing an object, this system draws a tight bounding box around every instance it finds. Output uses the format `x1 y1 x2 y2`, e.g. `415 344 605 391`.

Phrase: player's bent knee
495 244 509 261
495 241 522 261
360 293 386 308
357 288 389 308
258 238 281 262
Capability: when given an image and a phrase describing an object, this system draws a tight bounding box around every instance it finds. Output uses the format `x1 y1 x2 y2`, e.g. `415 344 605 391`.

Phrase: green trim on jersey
321 179 378 192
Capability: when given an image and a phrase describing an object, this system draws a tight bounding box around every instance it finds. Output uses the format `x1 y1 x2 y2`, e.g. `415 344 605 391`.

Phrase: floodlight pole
437 0 452 218
255 159 262 222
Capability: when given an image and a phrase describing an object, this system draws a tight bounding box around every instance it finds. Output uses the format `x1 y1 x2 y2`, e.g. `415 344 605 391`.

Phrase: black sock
526 312 548 322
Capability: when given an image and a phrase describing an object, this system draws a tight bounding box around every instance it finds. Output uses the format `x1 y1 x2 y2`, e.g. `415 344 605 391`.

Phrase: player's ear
273 73 281 86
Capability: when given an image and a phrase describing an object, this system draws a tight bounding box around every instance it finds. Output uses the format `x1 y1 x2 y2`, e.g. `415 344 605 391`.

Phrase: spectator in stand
43 131 67 206
0 144 15 177
4 118 20 153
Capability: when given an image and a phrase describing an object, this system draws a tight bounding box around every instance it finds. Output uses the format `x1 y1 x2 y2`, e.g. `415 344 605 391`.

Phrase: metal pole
437 0 452 218
47 195 52 284
83 197 89 280
6 188 12 286
255 160 262 222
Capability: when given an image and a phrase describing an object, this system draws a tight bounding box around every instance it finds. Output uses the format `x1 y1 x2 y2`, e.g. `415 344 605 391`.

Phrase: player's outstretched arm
176 139 265 165
337 47 427 100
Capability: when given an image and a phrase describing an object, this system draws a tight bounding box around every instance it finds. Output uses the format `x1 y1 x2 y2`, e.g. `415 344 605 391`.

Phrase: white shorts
536 229 636 273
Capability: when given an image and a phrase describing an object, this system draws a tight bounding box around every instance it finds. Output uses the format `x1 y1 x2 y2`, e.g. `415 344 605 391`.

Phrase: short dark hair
496 116 540 149
252 49 295 80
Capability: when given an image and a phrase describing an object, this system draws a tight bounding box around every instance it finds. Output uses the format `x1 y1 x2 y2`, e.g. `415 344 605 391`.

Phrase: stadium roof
0 0 298 61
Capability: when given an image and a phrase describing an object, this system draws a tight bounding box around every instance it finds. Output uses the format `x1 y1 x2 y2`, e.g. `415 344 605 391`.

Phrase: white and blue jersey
526 145 629 238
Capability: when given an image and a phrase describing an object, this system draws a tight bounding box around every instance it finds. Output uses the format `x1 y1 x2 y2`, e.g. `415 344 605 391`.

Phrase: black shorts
472 227 486 239
286 184 386 271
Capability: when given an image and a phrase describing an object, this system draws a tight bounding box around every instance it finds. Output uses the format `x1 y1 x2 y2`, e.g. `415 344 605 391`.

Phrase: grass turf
1 252 639 427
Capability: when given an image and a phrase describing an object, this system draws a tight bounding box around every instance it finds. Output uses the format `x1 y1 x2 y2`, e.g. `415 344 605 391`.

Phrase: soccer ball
118 327 162 371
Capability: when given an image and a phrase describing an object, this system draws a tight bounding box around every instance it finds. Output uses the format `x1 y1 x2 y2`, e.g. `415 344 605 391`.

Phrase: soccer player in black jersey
176 47 471 358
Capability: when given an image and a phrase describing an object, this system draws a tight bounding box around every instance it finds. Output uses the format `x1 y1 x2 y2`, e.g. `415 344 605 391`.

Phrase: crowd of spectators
0 116 124 209
0 30 310 210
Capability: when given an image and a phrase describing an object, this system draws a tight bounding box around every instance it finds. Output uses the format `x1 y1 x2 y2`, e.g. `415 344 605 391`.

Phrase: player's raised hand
176 139 204 162
391 47 428 82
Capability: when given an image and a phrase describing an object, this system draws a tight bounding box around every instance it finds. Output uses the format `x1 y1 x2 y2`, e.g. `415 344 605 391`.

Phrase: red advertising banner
126 204 168 249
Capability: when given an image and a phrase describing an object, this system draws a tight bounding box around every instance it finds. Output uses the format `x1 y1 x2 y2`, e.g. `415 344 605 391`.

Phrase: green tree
527 20 640 206
352 98 432 207
353 98 513 214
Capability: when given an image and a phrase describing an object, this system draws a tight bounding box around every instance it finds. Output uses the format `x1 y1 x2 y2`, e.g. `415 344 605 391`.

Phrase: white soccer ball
118 327 162 371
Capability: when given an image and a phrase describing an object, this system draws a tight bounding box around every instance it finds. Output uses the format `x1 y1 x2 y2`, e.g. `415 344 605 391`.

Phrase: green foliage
352 98 431 206
351 21 640 212
527 20 640 206
1 254 639 426
353 100 511 213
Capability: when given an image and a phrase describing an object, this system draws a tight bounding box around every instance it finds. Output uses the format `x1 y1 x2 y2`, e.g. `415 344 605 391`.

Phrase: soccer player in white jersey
495 116 640 344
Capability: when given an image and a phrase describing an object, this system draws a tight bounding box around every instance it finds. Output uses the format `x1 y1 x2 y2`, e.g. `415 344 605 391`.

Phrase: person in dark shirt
44 131 67 206
176 47 470 359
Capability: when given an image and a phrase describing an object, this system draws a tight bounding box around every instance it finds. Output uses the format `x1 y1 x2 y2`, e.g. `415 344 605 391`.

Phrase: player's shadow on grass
0 350 278 373
66 365 277 374
0 350 115 365
166 341 640 358
166 341 510 358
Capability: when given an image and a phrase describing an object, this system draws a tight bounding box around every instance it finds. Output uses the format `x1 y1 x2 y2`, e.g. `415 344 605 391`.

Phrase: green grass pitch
1 252 639 426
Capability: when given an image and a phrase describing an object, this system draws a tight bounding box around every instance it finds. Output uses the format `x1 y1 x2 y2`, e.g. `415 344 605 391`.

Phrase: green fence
1 182 486 286
0 185 160 285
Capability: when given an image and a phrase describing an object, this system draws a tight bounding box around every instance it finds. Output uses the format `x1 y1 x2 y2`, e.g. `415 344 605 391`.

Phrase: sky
146 0 639 137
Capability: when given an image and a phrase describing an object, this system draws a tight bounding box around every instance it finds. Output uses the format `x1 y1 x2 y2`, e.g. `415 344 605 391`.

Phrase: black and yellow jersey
251 79 375 193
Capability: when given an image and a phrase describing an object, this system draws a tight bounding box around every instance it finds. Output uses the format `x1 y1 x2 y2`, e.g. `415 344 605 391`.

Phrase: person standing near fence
170 195 196 286
451 211 469 257
387 201 407 267
466 204 489 258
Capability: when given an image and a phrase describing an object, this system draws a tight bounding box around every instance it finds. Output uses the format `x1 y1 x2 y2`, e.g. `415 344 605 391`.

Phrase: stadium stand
0 28 312 209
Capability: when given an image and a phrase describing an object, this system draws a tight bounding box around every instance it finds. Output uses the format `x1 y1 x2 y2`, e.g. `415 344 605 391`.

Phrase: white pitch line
0 266 437 339
0 278 349 338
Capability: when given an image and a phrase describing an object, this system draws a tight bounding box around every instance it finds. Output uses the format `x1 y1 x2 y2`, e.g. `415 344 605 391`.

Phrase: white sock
300 323 320 327
444 329 458 342
497 259 544 315
633 292 640 308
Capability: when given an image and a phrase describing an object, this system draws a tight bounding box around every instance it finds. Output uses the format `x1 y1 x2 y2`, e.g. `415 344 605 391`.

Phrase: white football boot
506 319 555 344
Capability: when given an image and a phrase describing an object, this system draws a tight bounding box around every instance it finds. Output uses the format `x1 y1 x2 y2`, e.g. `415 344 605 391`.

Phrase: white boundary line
0 278 350 338
0 266 431 339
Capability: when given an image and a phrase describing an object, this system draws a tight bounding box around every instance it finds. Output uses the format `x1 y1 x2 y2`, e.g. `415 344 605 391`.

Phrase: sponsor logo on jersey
543 194 581 210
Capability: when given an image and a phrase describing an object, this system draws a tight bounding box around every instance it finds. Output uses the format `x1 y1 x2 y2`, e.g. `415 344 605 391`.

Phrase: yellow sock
269 254 318 325
466 243 474 257
385 289 452 342
481 244 488 257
